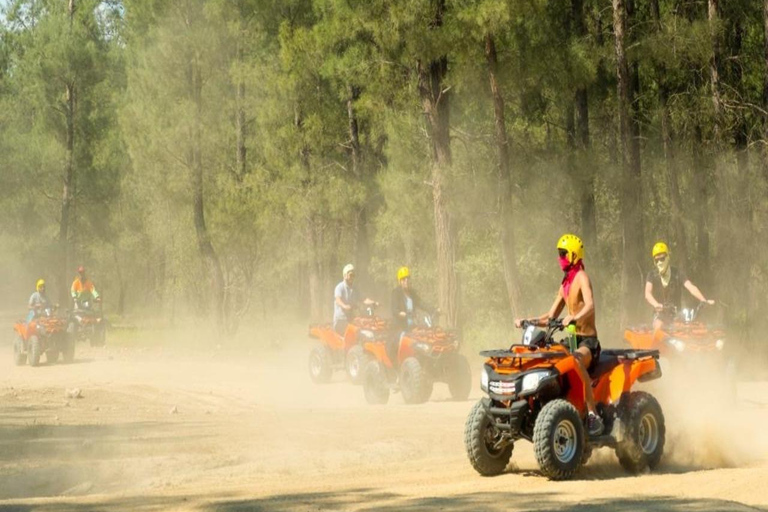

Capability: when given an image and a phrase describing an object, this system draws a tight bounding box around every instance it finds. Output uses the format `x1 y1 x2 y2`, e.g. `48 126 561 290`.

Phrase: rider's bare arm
683 280 713 304
644 281 663 310
335 296 351 311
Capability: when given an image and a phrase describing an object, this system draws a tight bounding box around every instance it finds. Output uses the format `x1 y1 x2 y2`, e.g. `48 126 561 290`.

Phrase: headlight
715 339 725 350
480 366 489 392
522 372 542 393
359 330 374 341
413 342 430 353
668 338 685 352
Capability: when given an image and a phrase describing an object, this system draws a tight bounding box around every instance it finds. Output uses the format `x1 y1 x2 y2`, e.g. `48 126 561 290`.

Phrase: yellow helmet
397 266 410 281
36 279 45 291
652 242 669 259
556 234 584 264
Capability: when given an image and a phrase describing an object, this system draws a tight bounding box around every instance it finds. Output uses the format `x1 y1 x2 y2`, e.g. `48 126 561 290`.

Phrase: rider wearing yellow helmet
389 266 435 365
27 278 50 323
645 242 714 329
515 234 604 436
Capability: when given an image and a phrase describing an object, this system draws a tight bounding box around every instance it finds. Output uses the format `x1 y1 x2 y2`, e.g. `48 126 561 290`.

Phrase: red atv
13 307 75 367
308 306 390 385
362 313 471 404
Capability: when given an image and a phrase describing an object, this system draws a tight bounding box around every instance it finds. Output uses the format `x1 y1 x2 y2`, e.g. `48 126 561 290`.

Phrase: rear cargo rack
479 349 567 360
601 349 659 360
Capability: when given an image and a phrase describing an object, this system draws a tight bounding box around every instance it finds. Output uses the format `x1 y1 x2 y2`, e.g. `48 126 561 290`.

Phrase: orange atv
624 303 733 391
308 306 389 385
13 307 75 366
624 303 726 356
362 313 471 405
465 319 664 480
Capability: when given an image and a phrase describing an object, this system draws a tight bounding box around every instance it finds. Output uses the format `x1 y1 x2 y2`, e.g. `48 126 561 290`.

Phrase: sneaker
587 412 604 436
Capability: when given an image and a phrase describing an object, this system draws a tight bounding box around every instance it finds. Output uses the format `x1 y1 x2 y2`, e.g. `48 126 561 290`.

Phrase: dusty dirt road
0 336 766 512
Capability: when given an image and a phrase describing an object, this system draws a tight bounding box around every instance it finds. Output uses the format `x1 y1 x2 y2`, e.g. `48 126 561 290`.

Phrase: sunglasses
558 249 569 258
654 254 667 263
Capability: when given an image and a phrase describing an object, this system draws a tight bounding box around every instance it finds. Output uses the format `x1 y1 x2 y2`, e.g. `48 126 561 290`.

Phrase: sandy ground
0 332 766 512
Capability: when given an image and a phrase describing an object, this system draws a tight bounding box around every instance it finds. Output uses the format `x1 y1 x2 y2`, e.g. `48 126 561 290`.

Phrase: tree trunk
612 0 644 322
569 0 596 250
763 0 768 183
708 0 722 135
651 0 687 258
235 57 246 180
347 85 371 286
59 0 76 305
296 107 324 323
418 0 458 328
485 33 520 318
190 60 225 330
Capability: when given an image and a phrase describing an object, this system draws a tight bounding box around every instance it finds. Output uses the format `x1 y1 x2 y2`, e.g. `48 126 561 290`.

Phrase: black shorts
575 336 601 372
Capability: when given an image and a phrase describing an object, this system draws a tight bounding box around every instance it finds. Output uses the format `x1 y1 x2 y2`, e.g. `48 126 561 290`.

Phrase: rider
27 279 50 323
389 266 434 365
333 264 376 336
645 242 714 330
71 266 100 310
515 234 604 436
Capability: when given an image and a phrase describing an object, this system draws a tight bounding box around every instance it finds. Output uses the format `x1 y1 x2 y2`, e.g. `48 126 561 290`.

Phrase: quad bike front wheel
91 323 106 347
445 352 472 401
464 399 513 476
363 360 390 405
345 345 370 386
308 346 333 384
29 335 42 367
399 357 433 404
616 391 665 474
533 399 585 480
13 335 26 366
62 334 75 364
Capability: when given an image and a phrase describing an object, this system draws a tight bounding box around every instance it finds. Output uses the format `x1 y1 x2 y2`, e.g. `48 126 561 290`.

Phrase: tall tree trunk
613 0 644 321
708 0 722 135
296 107 323 322
59 0 76 306
347 85 371 286
651 0 687 258
190 60 225 330
570 0 596 250
485 33 520 318
764 0 768 182
235 46 246 180
418 0 458 328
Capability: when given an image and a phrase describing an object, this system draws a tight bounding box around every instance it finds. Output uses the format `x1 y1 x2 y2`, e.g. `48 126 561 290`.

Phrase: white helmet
342 263 355 278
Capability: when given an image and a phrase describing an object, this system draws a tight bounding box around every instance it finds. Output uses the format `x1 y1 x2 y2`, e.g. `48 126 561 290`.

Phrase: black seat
590 353 619 379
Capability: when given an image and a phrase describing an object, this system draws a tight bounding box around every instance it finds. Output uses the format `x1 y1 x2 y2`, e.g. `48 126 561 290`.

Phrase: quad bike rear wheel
465 399 513 476
13 335 26 366
400 357 433 404
308 346 333 384
616 391 665 474
445 353 472 401
363 360 390 405
346 345 370 385
29 335 42 367
533 399 585 480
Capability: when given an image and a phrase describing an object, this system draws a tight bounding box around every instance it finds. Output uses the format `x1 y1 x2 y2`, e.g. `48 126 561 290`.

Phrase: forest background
0 0 765 354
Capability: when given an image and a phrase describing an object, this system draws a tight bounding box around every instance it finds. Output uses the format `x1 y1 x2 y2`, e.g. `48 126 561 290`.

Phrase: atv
308 306 389 385
465 319 664 480
13 307 75 367
624 302 733 392
362 313 472 405
69 298 106 347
